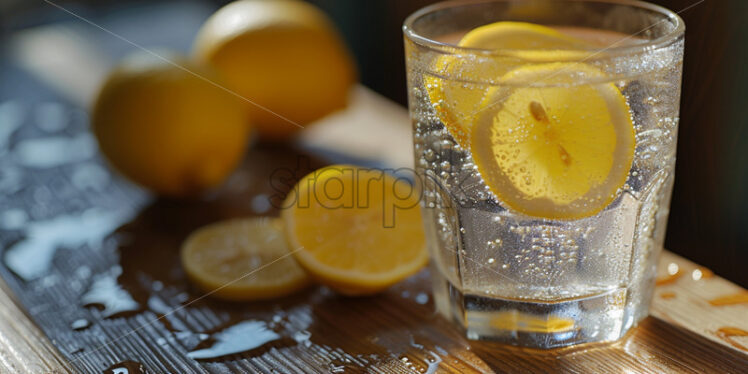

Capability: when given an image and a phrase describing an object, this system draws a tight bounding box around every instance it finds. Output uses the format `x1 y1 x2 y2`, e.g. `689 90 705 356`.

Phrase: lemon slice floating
282 165 427 295
459 21 588 50
181 218 310 301
490 311 575 333
425 22 591 147
471 62 635 220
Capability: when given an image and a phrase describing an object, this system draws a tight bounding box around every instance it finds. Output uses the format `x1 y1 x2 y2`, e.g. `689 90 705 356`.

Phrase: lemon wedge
471 62 635 219
181 218 310 301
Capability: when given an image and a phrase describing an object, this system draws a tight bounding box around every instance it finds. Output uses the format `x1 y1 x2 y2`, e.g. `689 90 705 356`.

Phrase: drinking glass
403 0 684 348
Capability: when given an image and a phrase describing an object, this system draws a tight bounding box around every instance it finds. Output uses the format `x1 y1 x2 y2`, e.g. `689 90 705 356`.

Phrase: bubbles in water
412 28 681 345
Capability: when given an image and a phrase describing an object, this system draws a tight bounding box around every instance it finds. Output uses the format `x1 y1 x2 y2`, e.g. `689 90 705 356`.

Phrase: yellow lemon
193 0 356 140
282 165 427 295
91 51 250 197
425 22 591 148
181 218 310 301
471 62 635 219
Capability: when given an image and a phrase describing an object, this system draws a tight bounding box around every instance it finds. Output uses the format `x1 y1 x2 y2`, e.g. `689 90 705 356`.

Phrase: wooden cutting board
0 87 746 374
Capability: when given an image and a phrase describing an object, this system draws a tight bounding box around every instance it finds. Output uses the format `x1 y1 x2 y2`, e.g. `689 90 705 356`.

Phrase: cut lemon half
471 62 635 220
425 22 591 148
282 165 427 295
181 218 310 301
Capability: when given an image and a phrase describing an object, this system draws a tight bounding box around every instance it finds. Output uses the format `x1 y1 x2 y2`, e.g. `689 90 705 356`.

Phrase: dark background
1 0 746 286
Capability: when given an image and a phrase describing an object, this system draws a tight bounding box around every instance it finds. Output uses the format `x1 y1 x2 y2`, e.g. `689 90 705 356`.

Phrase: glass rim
402 0 685 58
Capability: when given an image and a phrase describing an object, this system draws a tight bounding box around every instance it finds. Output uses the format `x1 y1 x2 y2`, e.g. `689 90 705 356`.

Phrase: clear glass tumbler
404 0 684 348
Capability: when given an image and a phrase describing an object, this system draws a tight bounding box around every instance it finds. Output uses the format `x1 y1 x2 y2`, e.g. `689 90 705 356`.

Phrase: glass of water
404 0 684 348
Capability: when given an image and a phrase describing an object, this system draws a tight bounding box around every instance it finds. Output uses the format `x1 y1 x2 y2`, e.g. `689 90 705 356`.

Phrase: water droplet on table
251 194 271 213
0 101 26 150
13 133 96 168
3 209 132 280
425 351 443 374
71 163 110 191
81 266 140 318
102 360 145 374
187 320 280 360
415 293 429 305
293 330 312 347
0 209 27 230
71 318 90 331
34 102 69 133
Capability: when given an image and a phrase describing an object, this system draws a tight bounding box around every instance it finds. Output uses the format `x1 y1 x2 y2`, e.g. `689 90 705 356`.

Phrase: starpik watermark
267 155 470 228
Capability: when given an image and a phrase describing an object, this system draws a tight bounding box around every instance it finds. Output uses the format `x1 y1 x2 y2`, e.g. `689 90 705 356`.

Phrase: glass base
431 268 645 349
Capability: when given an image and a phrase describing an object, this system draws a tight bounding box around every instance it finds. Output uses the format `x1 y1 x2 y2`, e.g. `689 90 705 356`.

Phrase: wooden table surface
0 87 746 373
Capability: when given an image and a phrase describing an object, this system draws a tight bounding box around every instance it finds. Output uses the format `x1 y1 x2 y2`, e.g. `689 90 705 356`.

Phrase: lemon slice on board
425 22 592 147
181 218 310 301
471 62 635 220
282 165 427 295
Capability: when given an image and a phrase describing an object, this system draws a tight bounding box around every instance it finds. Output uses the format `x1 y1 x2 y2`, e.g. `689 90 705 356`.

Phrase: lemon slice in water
471 62 635 219
425 22 591 147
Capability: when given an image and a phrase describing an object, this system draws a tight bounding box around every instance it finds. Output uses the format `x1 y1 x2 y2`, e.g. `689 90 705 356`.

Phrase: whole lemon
193 0 356 140
91 51 250 197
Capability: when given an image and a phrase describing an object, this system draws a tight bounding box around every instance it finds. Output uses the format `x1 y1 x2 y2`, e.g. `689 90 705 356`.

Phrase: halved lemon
471 62 635 220
193 0 356 139
425 22 591 147
282 165 427 295
181 217 310 301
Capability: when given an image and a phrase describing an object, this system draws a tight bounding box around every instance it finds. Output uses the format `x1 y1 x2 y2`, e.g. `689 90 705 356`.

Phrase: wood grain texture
651 251 748 353
0 277 72 373
0 87 745 373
